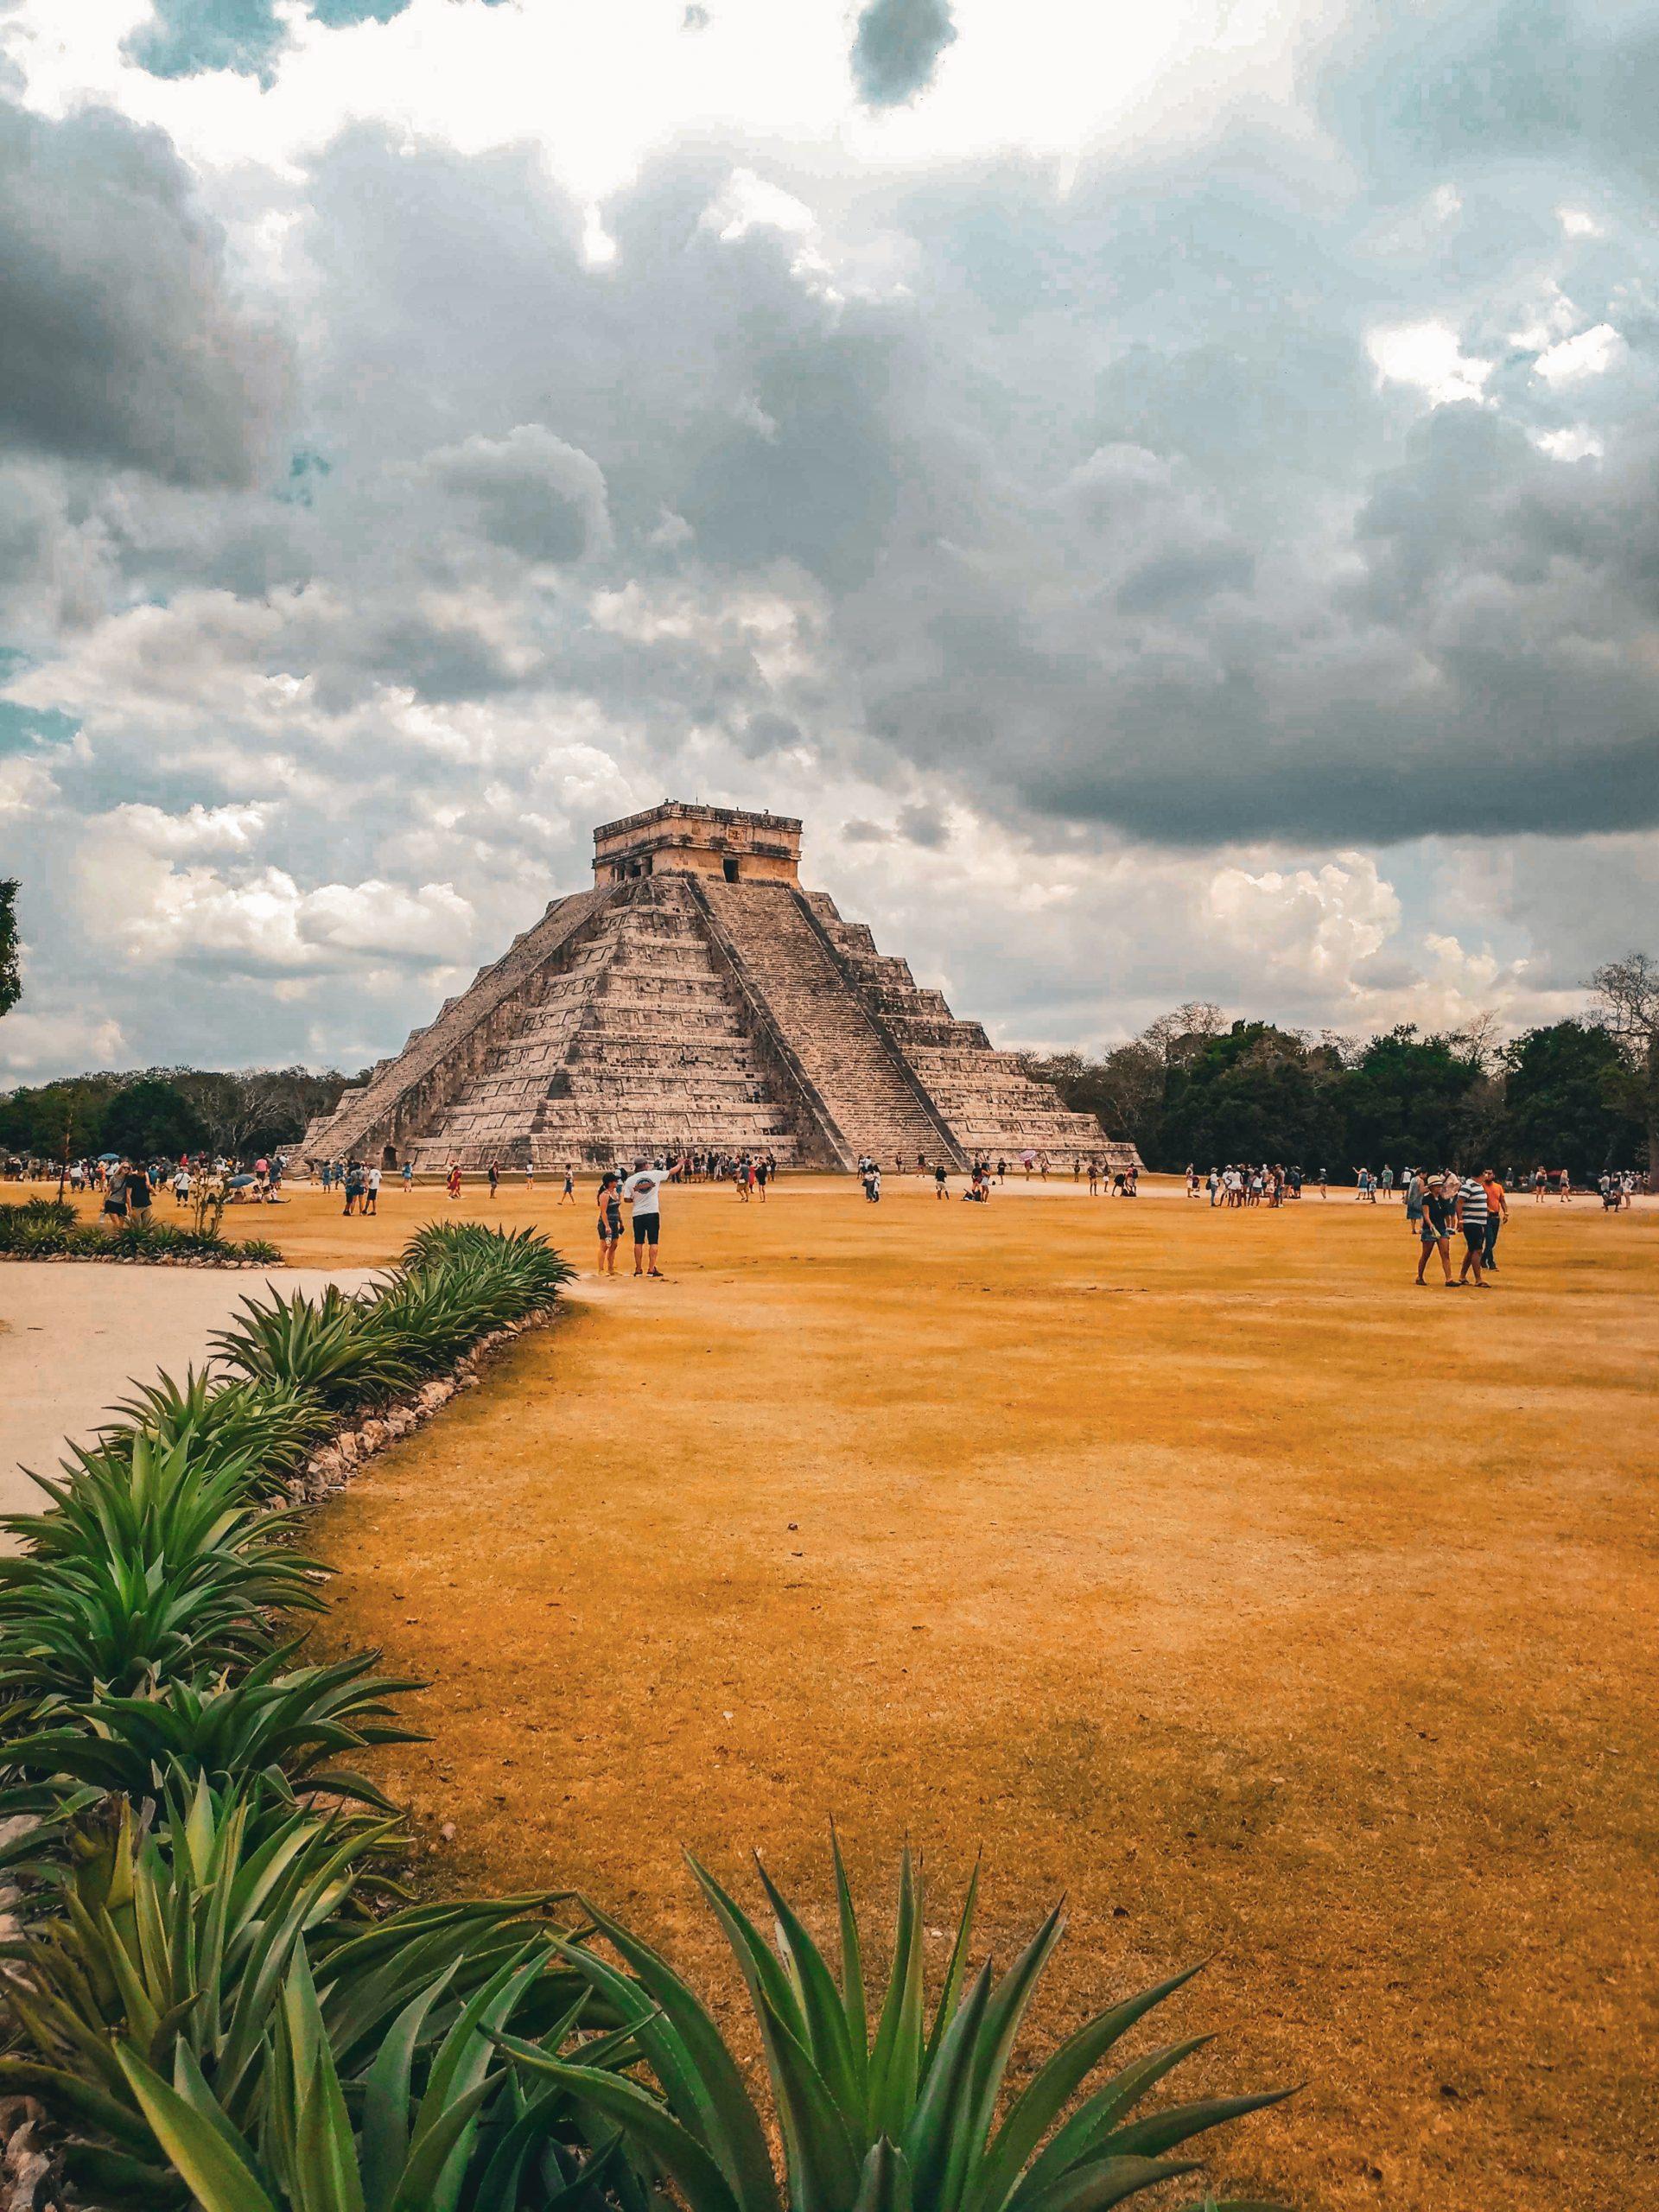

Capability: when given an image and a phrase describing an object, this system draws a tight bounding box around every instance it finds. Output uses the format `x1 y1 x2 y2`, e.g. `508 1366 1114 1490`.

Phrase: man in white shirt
621 1158 667 1277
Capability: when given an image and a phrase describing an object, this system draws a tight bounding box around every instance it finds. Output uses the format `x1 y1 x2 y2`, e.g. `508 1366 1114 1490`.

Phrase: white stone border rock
0 1252 281 1268
283 1308 556 1506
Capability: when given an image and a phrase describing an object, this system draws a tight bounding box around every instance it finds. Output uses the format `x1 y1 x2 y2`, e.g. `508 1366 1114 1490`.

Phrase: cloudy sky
1 0 1656 1080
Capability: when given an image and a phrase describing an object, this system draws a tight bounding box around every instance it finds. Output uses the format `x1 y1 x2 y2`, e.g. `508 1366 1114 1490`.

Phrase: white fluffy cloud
1 0 1655 1082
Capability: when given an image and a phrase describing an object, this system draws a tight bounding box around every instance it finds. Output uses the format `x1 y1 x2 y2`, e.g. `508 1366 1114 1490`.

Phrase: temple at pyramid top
302 802 1137 1177
594 802 802 886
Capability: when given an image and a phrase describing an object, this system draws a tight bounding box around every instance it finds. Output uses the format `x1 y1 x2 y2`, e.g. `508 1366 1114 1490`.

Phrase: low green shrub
0 1433 323 1706
114 1936 630 2212
4 1645 422 1815
397 1222 575 1313
0 1198 281 1264
0 1196 77 1249
510 1845 1291 2212
213 1285 416 1411
101 1369 334 1489
0 1774 575 2205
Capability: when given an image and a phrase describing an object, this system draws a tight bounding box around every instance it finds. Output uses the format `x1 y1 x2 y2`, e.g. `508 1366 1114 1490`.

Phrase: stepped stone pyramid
301 804 1138 1175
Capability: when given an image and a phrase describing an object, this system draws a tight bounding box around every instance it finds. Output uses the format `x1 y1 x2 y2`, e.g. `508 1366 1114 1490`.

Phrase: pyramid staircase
301 804 1136 1175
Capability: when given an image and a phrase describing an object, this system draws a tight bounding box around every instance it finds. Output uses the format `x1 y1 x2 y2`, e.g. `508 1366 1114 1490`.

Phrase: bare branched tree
1589 951 1659 1191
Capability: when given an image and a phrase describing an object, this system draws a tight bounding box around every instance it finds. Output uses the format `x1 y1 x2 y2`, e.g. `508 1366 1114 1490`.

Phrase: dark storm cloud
427 426 610 563
12 0 1659 909
0 95 289 484
85 83 1656 848
850 0 957 109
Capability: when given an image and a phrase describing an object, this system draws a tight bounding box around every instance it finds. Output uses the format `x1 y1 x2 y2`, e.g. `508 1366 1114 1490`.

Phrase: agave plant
0 1433 325 1705
398 1222 575 1313
102 1369 334 1488
499 1847 1291 2212
0 1196 79 1252
0 1774 571 2205
213 1286 416 1413
356 1264 489 1379
3 1645 422 1814
114 1939 633 2212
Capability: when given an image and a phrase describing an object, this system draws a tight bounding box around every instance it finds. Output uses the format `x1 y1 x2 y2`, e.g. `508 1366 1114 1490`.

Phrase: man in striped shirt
1456 1172 1491 1287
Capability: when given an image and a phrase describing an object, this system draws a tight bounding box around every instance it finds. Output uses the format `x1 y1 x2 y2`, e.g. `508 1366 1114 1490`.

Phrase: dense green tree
1160 1022 1345 1169
0 1066 349 1163
1503 1020 1644 1180
0 1074 125 1160
100 1077 207 1161
1331 1027 1484 1170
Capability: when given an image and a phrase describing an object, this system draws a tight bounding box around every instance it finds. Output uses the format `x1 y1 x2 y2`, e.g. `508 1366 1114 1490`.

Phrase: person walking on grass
622 1156 668 1277
401 1160 413 1194
446 1160 461 1201
595 1170 622 1275
1480 1166 1508 1271
1415 1173 1457 1287
559 1163 576 1205
1456 1170 1491 1287
486 1158 500 1200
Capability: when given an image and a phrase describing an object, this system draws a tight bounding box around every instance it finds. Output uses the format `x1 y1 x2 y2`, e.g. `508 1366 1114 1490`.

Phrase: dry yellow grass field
270 1173 1656 2211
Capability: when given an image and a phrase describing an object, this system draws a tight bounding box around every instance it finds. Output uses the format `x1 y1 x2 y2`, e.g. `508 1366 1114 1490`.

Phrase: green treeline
1032 1012 1650 1180
0 1066 353 1163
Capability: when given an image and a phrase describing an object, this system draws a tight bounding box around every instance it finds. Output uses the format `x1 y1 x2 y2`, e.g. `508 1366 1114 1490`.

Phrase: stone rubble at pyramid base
302 805 1138 1178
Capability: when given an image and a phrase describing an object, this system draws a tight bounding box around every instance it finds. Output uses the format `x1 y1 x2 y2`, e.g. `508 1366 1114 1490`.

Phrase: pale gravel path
0 1262 378 1529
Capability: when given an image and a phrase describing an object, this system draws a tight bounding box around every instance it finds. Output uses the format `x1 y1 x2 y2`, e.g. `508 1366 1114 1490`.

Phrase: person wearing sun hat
1414 1172 1457 1287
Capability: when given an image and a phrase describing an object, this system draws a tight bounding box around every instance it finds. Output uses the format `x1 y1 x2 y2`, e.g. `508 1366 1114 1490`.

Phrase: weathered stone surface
302 804 1138 1174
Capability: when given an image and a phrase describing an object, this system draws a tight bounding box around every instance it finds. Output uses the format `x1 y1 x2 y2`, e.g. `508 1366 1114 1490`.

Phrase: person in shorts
1415 1174 1456 1286
102 1167 130 1231
364 1164 380 1217
125 1160 153 1223
621 1158 668 1276
595 1171 622 1274
1455 1171 1491 1287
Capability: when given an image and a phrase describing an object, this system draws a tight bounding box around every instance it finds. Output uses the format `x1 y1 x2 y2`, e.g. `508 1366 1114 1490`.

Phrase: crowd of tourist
0 1149 292 1228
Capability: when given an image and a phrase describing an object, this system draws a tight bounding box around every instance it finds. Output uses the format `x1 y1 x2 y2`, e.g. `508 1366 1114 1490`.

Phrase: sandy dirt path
0 1260 376 1521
